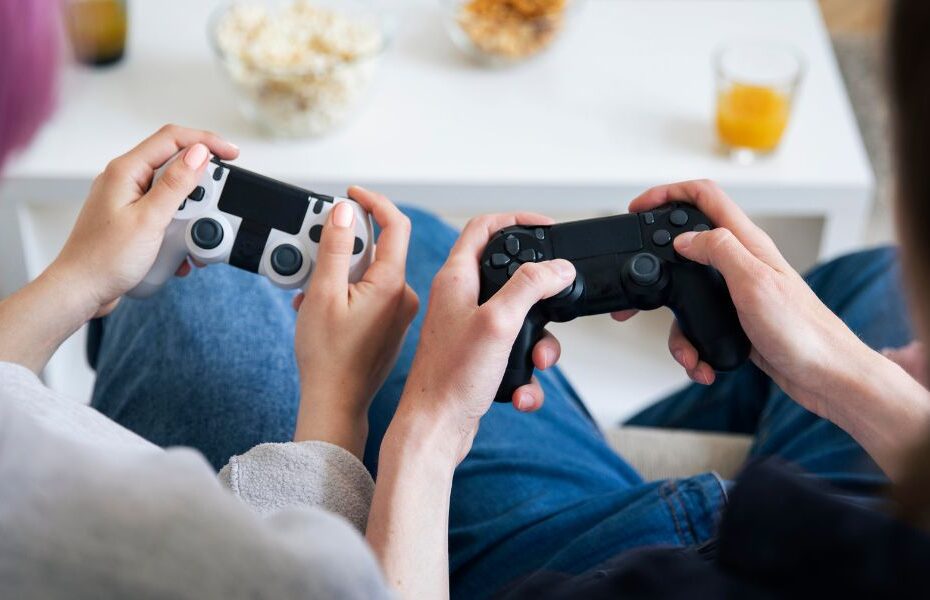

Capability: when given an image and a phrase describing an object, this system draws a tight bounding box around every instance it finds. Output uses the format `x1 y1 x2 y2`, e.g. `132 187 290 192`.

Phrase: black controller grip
668 265 751 371
495 313 546 403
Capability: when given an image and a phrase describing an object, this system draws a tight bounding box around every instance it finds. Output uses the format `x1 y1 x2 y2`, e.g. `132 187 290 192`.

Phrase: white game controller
128 156 374 298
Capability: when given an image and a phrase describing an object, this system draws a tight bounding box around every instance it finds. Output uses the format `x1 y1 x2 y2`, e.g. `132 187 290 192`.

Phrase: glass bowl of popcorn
210 0 390 137
441 0 582 65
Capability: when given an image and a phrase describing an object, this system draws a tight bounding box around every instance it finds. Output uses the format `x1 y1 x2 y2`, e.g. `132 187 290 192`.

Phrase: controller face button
534 228 546 240
212 165 224 181
353 237 364 255
652 229 672 246
188 186 206 202
191 218 224 250
491 253 511 268
308 224 323 243
669 209 688 226
518 248 537 262
629 252 661 286
507 262 520 277
693 223 711 232
505 235 521 256
642 212 655 225
271 244 303 276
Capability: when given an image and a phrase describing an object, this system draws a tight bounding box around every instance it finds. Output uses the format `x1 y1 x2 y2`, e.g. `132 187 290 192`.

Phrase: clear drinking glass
714 42 804 163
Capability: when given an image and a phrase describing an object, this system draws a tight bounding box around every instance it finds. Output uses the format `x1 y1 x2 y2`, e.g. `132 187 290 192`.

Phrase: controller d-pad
188 186 205 202
353 237 364 255
505 235 520 256
693 224 710 232
507 262 520 277
518 248 537 262
212 165 224 181
178 200 187 211
491 253 511 268
308 225 323 243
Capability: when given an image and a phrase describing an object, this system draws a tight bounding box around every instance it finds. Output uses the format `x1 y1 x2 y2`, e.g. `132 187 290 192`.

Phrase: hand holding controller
479 204 752 403
128 156 374 298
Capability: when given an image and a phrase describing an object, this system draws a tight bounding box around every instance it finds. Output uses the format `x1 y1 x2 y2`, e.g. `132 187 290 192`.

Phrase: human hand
48 125 239 317
390 213 575 465
620 180 869 421
292 187 420 458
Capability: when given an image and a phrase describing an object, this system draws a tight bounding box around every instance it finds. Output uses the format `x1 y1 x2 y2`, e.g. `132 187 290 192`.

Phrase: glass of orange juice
715 42 804 163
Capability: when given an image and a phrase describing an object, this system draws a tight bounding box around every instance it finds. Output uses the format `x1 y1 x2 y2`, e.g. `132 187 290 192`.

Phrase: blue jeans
90 208 910 598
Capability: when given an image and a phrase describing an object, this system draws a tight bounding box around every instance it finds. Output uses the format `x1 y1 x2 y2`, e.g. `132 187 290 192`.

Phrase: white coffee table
0 0 872 404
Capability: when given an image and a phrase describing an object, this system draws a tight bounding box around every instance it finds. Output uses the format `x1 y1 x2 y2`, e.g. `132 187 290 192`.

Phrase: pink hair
0 0 60 173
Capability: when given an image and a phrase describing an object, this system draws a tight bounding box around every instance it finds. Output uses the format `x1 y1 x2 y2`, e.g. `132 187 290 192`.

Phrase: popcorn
457 0 568 60
214 1 383 136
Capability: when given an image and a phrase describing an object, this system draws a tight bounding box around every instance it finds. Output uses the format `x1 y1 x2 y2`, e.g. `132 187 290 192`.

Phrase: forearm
293 385 369 460
366 405 468 599
0 265 97 373
824 345 930 479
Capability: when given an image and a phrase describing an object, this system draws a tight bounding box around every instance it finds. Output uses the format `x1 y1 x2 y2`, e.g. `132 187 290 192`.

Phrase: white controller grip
126 219 190 298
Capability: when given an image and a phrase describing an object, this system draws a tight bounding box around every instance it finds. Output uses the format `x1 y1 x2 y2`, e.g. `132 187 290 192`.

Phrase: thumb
307 201 357 302
673 227 762 281
139 143 210 225
480 259 575 336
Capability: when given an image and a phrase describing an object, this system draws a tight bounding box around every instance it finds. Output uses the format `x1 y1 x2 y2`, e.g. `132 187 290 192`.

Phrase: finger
688 361 716 386
136 143 212 227
513 377 545 412
175 260 192 278
292 293 305 311
532 330 561 370
347 186 411 272
441 212 556 296
629 180 785 268
673 227 769 286
480 260 576 333
668 320 700 371
610 309 639 322
307 201 357 302
123 124 237 180
450 212 555 265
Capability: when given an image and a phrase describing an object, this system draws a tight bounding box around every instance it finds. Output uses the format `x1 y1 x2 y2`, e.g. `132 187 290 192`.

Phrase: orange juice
715 83 790 152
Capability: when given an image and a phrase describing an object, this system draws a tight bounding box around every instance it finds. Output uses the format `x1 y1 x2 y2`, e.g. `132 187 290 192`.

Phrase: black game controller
479 203 752 403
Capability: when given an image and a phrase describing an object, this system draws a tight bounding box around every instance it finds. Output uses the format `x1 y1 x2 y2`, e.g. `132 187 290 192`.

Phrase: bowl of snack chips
210 0 390 137
441 0 580 65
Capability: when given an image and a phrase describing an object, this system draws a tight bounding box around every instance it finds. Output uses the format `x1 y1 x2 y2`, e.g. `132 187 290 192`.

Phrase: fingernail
543 348 554 368
351 185 369 192
516 392 532 410
675 231 698 251
183 143 209 168
228 141 240 151
673 349 685 366
699 370 711 385
332 201 354 228
551 259 575 279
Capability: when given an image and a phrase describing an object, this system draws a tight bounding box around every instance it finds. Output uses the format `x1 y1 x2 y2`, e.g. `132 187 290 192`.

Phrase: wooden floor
819 0 888 34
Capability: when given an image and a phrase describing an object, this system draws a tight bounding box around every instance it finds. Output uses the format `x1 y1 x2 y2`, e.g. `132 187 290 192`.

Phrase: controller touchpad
551 215 642 260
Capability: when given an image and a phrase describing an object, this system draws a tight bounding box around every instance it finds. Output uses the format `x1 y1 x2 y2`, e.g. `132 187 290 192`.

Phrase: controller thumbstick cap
629 253 661 286
271 244 303 276
191 218 224 250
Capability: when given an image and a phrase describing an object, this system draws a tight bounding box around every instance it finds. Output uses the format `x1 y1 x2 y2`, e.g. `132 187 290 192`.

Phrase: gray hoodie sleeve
219 441 375 532
0 362 392 599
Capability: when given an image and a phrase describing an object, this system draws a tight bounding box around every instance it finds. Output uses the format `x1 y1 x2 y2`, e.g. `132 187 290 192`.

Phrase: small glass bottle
64 0 128 67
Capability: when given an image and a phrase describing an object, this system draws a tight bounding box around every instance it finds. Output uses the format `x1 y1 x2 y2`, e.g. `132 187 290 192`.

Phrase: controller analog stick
629 252 661 286
271 244 303 277
191 218 224 250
